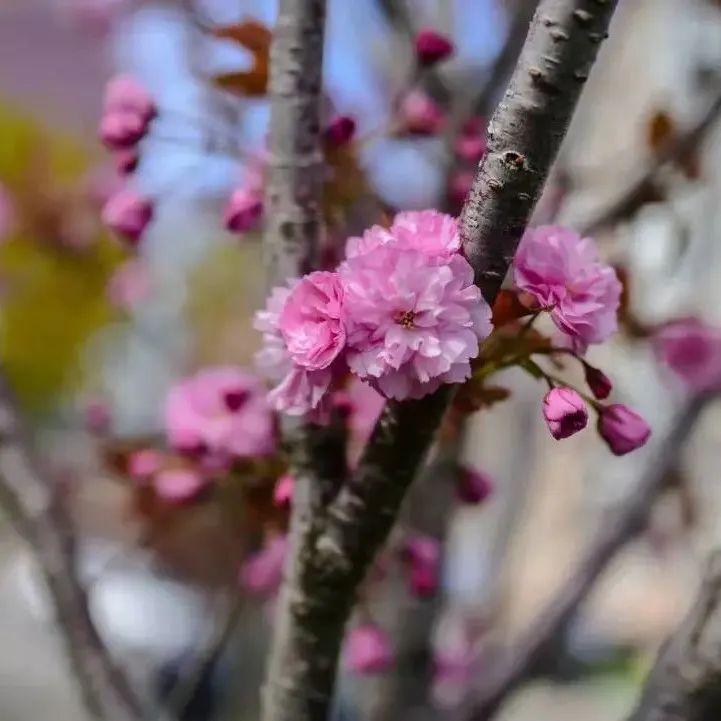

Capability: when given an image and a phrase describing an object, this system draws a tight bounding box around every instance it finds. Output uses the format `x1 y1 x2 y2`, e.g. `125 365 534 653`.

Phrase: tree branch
627 549 721 721
0 374 148 721
464 393 715 721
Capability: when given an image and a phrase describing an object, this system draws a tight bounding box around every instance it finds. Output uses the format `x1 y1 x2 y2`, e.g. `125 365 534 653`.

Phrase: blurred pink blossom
403 534 441 597
398 91 444 136
223 187 263 234
415 29 454 66
345 624 393 674
107 259 151 309
154 468 207 504
127 449 163 482
239 535 288 596
101 187 153 244
655 318 721 392
273 473 294 507
165 367 275 459
457 466 494 505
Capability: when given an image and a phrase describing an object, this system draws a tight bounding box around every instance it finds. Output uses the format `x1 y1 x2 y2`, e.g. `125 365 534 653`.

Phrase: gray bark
627 550 721 721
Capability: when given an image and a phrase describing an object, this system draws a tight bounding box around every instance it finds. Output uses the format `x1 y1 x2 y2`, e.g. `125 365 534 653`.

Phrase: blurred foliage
0 103 124 412
213 19 271 97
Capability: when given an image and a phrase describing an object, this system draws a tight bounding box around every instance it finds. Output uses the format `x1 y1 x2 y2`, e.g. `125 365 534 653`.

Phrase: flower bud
102 188 153 244
597 404 651 456
224 187 263 233
542 387 588 440
324 115 356 146
345 624 393 674
99 111 148 149
415 29 454 66
457 466 494 504
398 91 444 136
104 74 156 121
583 362 612 400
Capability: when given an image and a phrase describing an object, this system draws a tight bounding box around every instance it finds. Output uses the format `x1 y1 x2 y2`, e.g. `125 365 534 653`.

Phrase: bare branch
627 549 721 721
464 393 715 721
0 374 148 721
581 91 721 236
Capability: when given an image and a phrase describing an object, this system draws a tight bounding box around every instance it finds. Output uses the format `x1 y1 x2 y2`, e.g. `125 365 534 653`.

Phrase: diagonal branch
0 374 149 721
464 392 715 721
627 549 721 721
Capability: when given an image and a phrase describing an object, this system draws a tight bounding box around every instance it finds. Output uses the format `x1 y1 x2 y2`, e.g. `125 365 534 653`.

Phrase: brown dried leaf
646 110 676 153
212 20 271 97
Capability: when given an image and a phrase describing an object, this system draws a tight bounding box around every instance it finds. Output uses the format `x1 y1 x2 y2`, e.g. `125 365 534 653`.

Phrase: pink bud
113 147 140 175
403 534 440 598
345 624 393 674
457 467 494 505
104 74 156 121
273 473 294 508
239 536 288 596
597 404 651 456
127 449 162 482
223 187 263 233
583 363 612 400
84 400 111 435
542 387 588 440
324 115 356 146
99 111 148 149
415 29 454 66
398 91 444 136
153 468 207 504
448 170 474 211
455 120 487 161
102 188 153 244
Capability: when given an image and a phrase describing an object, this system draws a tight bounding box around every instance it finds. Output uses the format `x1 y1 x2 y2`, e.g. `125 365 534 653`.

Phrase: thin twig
464 393 715 721
0 374 150 721
627 548 721 721
581 91 721 236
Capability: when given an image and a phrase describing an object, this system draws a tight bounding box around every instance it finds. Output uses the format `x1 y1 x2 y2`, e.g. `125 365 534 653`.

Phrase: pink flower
514 226 621 348
398 91 444 136
273 473 294 507
324 115 356 146
345 624 393 674
391 210 461 258
583 362 613 400
107 259 151 309
223 187 263 233
403 534 441 597
345 379 385 445
84 399 111 435
99 111 148 149
239 536 288 596
279 271 346 370
455 117 487 161
104 75 156 121
165 367 275 459
153 468 207 504
457 466 494 504
542 387 588 440
655 318 721 392
345 224 395 260
102 188 153 243
255 284 296 381
341 245 492 400
127 449 162 481
415 29 454 66
268 366 333 417
598 404 651 456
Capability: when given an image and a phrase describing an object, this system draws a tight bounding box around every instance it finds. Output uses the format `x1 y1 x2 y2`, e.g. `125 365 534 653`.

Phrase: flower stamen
394 310 416 328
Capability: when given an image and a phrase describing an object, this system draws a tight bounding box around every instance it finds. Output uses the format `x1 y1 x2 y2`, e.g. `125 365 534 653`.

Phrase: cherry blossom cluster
255 210 493 415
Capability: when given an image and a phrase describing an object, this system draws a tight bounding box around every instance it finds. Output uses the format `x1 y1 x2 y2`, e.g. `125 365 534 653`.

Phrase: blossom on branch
542 387 588 440
597 404 651 456
514 225 621 352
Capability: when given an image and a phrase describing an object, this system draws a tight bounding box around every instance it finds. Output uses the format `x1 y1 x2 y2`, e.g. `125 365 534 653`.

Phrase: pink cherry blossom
341 245 492 400
223 187 263 233
99 111 148 149
403 534 441 597
457 466 494 504
104 75 156 120
153 469 207 504
279 271 346 370
415 29 454 66
542 387 588 440
273 473 294 507
254 283 295 382
345 624 393 674
391 210 461 258
165 367 275 459
598 404 651 456
239 535 288 596
267 366 333 417
127 449 162 482
514 225 621 349
655 318 721 392
101 188 153 243
398 91 444 136
107 259 151 309
324 115 356 146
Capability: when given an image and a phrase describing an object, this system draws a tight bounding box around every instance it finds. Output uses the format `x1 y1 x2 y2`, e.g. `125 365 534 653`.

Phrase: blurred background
2 1 721 720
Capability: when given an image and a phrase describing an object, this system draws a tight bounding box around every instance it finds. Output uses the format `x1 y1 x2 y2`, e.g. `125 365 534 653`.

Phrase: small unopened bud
324 115 356 146
457 466 494 505
597 404 651 456
398 91 444 136
104 74 156 121
224 187 263 233
415 29 454 67
583 362 612 400
102 188 153 244
99 111 148 149
542 387 588 440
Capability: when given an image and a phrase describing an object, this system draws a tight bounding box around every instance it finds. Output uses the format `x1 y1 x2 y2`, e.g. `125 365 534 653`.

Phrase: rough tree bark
465 393 714 721
260 2 619 721
627 550 721 721
0 375 148 721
